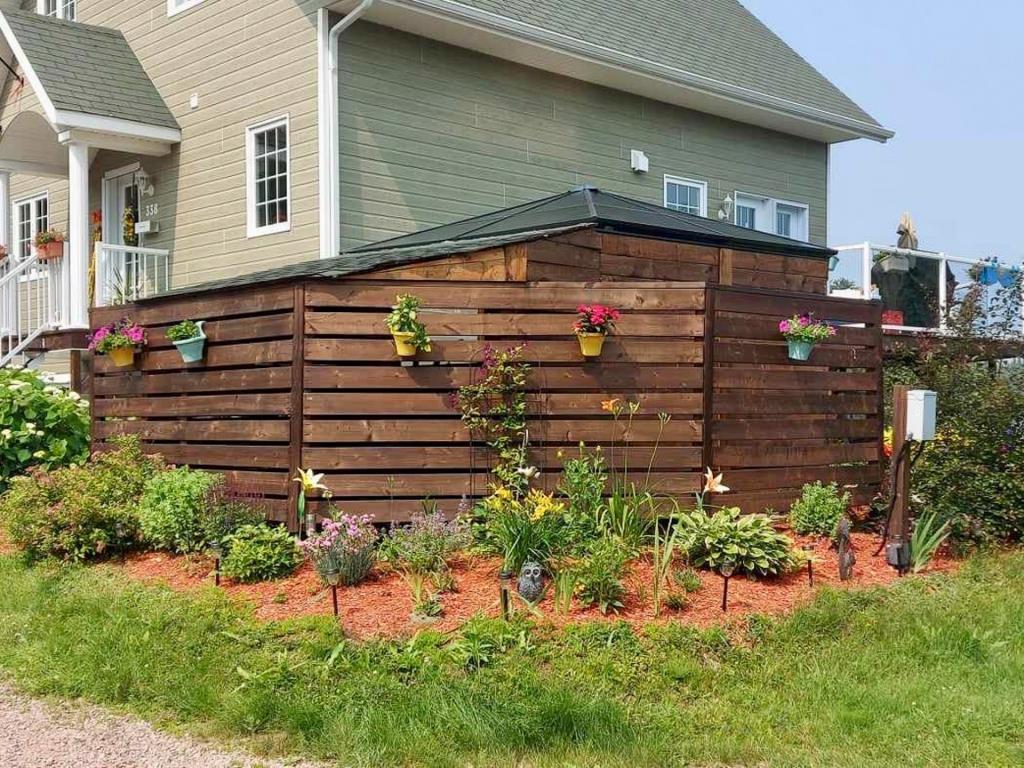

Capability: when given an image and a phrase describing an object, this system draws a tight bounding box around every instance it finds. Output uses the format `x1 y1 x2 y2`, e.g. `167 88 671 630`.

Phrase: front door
102 166 140 246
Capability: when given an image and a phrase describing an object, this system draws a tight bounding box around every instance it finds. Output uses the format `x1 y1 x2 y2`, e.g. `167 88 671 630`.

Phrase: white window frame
167 0 203 17
663 175 708 217
12 192 49 262
734 191 810 242
36 0 75 21
246 115 292 238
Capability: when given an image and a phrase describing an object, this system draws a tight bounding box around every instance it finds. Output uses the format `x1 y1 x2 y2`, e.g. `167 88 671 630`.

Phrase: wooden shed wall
90 273 880 527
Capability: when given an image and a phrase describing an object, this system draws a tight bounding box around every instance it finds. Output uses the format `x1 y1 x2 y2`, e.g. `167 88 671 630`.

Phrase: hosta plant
676 506 798 577
300 512 379 586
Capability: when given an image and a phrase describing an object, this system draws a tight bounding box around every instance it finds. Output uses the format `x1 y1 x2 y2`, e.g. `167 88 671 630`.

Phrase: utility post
888 386 911 572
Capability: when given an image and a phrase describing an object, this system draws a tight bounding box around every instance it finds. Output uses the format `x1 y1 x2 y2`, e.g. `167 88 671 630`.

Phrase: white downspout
318 0 375 260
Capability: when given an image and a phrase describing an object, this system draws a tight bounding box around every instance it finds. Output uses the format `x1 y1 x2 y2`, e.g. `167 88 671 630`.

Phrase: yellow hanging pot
576 332 607 358
108 346 136 367
392 331 417 357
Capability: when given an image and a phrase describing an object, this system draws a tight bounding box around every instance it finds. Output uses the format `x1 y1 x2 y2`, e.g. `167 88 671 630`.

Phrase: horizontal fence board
712 368 877 392
713 288 881 324
712 417 880 441
715 442 879 468
722 464 880 492
94 418 291 443
713 392 879 416
145 313 294 350
714 341 879 369
304 364 703 391
136 443 291 469
93 367 293 397
95 340 293 373
716 314 878 346
721 484 878 514
94 393 292 418
91 286 294 327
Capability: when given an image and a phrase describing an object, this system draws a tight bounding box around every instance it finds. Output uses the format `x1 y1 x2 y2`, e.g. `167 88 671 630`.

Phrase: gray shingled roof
1 9 178 130
353 186 836 259
450 0 884 132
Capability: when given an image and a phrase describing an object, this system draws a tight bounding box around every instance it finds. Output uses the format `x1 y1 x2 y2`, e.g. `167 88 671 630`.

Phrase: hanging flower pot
574 303 620 359
33 230 65 261
779 312 835 362
88 317 146 368
167 319 207 363
384 295 431 358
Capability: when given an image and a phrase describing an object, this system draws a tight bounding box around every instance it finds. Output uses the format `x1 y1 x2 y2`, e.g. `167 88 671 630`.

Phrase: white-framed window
12 193 48 261
167 0 203 16
246 116 291 238
734 192 809 242
663 175 707 217
37 0 75 21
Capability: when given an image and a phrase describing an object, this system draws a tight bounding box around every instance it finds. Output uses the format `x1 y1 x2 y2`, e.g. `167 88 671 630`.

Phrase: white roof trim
0 10 58 124
332 0 893 143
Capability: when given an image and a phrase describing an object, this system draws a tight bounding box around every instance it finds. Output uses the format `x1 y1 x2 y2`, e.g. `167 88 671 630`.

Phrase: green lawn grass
1 554 1023 767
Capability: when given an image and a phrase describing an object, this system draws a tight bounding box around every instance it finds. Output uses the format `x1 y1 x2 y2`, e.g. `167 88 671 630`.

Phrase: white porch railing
830 242 1024 335
94 242 171 306
0 253 66 367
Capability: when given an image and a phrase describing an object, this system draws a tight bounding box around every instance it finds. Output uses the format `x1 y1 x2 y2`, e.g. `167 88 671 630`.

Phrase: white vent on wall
630 149 649 174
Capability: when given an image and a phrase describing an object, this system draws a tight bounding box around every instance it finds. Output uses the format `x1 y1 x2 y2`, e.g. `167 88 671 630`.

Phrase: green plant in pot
779 312 835 361
384 294 431 358
166 319 207 363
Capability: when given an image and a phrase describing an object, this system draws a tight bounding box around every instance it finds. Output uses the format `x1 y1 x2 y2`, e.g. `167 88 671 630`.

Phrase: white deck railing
0 253 65 367
830 242 1024 335
94 242 171 306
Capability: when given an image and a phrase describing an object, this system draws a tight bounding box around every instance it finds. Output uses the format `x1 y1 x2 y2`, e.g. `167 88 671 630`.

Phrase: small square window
247 116 291 237
663 175 707 217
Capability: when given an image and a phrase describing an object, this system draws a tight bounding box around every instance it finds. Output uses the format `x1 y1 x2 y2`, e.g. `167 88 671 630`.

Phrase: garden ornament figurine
837 515 856 580
517 561 545 604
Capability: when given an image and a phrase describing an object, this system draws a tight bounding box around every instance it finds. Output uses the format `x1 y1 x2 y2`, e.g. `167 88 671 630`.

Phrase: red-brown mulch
115 531 956 640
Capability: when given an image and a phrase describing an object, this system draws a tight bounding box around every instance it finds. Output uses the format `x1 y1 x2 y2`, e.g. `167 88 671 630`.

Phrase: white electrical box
630 149 649 173
906 389 936 441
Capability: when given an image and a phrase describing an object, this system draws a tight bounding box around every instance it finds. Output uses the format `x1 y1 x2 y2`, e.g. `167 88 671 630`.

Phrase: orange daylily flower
703 468 730 494
601 398 621 413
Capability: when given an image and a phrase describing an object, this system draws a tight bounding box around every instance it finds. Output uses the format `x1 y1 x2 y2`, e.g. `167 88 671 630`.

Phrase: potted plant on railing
166 319 207 363
384 294 431 358
88 317 146 367
874 249 910 273
779 312 835 361
829 277 863 299
574 303 620 357
33 230 65 261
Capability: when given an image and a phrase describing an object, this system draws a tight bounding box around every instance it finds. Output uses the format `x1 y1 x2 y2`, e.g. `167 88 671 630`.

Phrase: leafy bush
199 486 267 551
383 501 471 575
474 487 567 572
558 445 607 546
139 467 224 554
0 367 90 490
677 506 797 577
221 524 300 583
788 482 850 537
0 436 164 562
300 512 378 586
575 536 629 614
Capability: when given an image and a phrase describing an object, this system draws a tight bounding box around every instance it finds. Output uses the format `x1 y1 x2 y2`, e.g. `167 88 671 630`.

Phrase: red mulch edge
114 532 957 640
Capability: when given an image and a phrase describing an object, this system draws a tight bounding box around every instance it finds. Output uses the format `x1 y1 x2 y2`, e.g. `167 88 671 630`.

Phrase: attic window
37 0 75 21
664 175 707 217
167 0 204 16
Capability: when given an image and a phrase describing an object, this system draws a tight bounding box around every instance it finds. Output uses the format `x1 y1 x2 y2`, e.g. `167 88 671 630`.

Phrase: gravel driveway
0 684 327 768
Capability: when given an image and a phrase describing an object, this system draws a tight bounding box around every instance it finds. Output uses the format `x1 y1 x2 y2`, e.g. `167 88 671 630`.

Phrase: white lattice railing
0 253 65 367
94 242 170 306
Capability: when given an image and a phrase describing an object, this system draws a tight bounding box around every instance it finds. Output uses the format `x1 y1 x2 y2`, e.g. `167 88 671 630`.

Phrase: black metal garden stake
803 543 815 587
499 570 513 620
719 559 735 612
326 568 341 618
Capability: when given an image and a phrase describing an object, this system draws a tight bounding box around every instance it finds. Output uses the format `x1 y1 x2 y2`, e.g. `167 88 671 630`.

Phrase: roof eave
331 0 893 143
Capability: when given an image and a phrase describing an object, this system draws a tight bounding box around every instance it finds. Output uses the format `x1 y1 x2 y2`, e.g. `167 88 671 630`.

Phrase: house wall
338 22 830 251
0 0 324 290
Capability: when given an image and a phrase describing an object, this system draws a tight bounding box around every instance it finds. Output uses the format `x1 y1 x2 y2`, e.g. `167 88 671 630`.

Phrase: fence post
701 285 716 472
287 282 307 533
889 385 911 553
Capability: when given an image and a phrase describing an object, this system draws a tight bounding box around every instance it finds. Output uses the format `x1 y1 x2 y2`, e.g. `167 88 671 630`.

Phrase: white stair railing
0 253 65 367
94 242 171 306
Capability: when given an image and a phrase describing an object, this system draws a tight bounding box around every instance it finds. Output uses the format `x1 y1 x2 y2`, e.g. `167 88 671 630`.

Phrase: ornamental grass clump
300 512 379 586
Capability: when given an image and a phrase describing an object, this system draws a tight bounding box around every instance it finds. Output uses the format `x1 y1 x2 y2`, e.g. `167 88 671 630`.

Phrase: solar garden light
719 558 736 612
802 543 816 587
499 569 514 621
325 568 341 618
209 540 224 586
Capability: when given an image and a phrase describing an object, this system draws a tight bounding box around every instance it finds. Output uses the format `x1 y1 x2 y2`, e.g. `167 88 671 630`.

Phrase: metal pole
889 386 911 572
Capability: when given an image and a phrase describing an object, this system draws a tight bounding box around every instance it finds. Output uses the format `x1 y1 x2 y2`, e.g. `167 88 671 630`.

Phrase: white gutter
318 0 375 260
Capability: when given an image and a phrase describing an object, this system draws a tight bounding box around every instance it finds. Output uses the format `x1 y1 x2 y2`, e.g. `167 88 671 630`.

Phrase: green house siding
338 23 828 251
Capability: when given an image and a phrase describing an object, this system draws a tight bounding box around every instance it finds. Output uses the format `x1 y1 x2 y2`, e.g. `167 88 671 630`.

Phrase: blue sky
741 0 1021 262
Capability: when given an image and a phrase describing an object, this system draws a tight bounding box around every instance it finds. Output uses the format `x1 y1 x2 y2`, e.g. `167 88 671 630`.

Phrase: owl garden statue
517 561 545 603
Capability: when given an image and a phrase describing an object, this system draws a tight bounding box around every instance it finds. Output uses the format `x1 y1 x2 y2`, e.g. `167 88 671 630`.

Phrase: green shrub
139 467 224 554
558 445 607 547
0 436 164 562
0 367 90 490
677 506 797 577
221 524 300 583
788 482 850 537
575 536 629 614
199 487 267 551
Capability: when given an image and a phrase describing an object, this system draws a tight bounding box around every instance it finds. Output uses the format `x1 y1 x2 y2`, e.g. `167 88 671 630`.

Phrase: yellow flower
703 468 730 494
292 468 328 495
601 398 621 413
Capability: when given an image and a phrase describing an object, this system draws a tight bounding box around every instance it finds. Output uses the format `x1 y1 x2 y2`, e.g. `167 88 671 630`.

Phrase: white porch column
67 141 89 328
0 171 10 250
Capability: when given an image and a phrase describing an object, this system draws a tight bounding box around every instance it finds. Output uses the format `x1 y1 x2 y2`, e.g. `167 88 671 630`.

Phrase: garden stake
803 543 815 587
499 570 513 620
209 541 224 587
719 559 735 612
326 568 341 618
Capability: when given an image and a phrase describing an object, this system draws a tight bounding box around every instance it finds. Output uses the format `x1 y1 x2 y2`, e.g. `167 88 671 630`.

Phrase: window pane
276 126 287 149
737 205 756 229
776 211 791 237
277 200 288 225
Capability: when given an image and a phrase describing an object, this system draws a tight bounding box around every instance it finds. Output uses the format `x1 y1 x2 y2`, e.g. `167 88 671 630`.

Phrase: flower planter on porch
35 241 64 261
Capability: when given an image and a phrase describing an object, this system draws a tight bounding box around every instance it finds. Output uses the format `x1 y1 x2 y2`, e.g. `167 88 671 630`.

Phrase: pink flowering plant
88 317 146 355
778 312 836 344
300 512 379 586
574 304 621 335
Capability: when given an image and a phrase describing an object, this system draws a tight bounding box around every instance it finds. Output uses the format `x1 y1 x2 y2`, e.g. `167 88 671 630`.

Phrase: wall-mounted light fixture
717 194 734 221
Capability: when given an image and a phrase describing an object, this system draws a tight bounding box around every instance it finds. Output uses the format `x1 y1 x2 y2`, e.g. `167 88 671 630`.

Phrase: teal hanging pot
787 340 815 361
173 320 207 363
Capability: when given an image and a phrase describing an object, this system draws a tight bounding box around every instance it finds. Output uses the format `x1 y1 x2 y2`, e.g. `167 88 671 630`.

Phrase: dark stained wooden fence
90 279 881 527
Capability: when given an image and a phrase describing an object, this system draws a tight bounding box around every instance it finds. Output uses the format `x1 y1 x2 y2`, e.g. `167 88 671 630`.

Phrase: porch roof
0 10 179 138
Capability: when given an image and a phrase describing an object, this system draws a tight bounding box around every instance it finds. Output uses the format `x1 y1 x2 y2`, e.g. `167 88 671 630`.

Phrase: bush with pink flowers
301 512 379 586
88 317 146 355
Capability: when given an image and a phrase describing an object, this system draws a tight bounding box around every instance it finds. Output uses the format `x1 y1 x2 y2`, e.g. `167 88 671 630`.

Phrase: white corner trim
0 11 59 125
245 114 292 239
663 175 708 217
167 0 204 18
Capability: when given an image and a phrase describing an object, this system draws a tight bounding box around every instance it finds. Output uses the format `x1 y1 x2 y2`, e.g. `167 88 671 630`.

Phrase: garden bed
116 531 953 639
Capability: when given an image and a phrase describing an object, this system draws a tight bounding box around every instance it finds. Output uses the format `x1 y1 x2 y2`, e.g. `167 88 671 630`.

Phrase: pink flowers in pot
88 318 146 366
574 304 621 335
778 312 836 344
